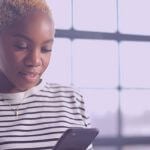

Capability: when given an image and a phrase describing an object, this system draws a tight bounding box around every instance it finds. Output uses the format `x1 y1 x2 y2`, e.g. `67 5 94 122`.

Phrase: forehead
2 11 54 38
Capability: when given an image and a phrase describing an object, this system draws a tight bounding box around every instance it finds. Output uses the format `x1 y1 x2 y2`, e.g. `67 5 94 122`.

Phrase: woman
0 0 91 149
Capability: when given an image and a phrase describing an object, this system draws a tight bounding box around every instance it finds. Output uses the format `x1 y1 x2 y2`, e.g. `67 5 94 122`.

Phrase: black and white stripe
0 81 91 150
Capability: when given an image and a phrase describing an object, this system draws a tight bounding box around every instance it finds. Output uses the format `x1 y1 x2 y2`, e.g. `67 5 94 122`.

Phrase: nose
24 49 42 67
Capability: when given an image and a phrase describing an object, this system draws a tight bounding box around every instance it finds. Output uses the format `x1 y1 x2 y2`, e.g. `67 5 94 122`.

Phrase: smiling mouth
19 72 40 82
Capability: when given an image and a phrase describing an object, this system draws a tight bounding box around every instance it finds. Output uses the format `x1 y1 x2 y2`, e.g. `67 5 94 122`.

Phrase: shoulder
41 82 84 103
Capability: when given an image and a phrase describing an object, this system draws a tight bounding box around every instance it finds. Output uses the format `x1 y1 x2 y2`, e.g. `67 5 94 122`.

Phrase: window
120 42 150 87
72 39 118 87
45 0 150 149
118 0 150 35
73 0 117 32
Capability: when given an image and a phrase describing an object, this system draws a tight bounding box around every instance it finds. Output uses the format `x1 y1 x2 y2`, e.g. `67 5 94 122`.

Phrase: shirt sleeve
72 88 94 150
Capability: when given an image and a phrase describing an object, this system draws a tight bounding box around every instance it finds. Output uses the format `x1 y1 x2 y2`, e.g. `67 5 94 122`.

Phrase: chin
14 78 41 92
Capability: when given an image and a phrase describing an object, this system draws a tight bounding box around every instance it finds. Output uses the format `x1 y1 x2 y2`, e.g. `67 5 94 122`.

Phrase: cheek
42 53 51 69
0 51 18 72
7 53 25 68
1 44 24 67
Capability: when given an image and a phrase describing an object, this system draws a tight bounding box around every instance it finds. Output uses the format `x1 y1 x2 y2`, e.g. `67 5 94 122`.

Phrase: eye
41 45 52 53
14 42 28 50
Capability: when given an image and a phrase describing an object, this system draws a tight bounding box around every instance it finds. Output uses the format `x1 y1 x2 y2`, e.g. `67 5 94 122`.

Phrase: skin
0 11 55 93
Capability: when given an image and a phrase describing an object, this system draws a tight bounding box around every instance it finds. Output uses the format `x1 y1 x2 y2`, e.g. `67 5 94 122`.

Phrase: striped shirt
0 80 91 150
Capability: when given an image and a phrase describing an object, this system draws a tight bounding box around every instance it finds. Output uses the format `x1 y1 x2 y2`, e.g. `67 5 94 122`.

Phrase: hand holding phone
53 127 99 150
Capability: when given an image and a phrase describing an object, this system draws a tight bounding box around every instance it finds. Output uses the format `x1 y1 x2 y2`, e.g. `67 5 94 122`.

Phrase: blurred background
44 0 150 150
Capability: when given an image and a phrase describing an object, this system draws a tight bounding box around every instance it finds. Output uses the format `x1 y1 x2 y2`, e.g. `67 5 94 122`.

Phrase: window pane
120 41 150 88
119 0 150 35
72 39 118 88
81 89 119 137
121 90 150 136
73 0 117 32
46 0 72 29
123 145 150 150
43 38 71 85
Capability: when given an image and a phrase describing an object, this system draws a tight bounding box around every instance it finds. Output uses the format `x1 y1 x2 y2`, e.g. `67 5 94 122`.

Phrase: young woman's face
0 12 55 92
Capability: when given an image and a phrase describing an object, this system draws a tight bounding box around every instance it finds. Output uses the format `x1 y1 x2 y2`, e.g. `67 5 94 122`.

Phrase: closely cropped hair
0 0 52 32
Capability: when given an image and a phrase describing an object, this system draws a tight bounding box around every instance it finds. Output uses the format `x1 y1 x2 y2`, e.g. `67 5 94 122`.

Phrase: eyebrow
12 34 54 43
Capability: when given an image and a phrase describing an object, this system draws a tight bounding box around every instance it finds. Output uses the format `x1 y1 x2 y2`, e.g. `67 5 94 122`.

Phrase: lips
19 71 40 82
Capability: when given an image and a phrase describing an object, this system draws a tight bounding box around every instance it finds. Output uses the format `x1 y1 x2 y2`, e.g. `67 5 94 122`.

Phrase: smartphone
53 127 99 150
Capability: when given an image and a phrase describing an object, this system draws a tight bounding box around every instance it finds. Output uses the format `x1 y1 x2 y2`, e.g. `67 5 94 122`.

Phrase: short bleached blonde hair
0 0 52 32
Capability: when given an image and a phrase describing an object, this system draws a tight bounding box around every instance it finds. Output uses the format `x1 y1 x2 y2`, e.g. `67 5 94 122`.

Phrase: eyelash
14 45 28 50
41 48 52 53
14 45 52 53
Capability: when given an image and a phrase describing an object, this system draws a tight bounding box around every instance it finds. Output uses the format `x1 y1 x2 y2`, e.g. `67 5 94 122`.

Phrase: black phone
53 127 99 150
